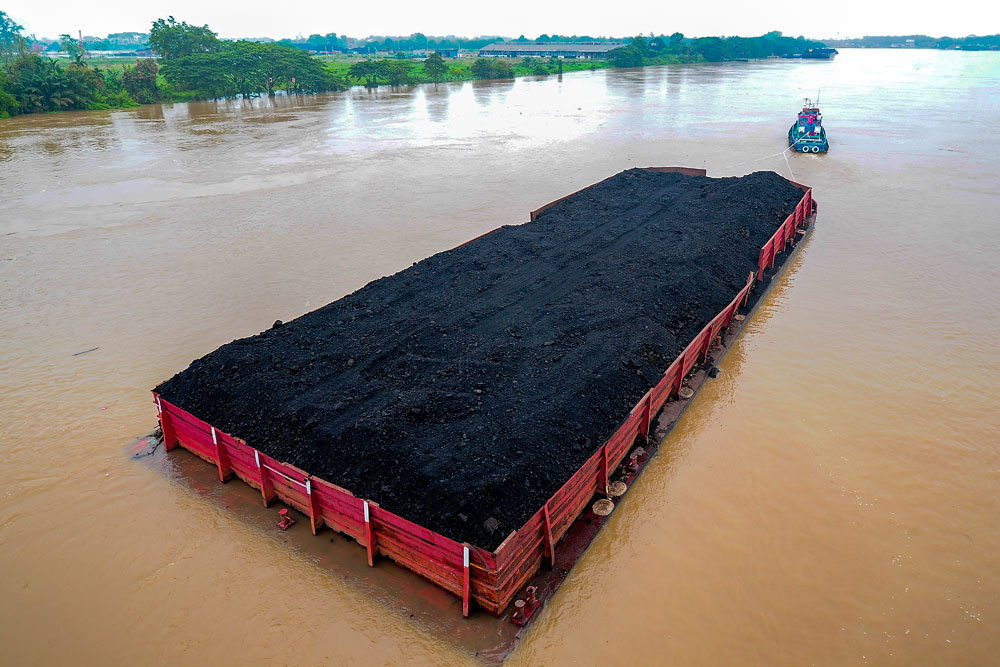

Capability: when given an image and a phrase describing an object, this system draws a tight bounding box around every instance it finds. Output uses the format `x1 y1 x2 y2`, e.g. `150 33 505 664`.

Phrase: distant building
478 42 622 59
107 32 148 45
434 48 459 58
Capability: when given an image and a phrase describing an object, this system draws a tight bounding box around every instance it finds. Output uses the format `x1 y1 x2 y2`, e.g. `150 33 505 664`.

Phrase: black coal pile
156 169 805 550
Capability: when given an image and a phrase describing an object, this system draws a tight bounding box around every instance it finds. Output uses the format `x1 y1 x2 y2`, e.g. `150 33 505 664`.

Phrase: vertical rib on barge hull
152 168 816 617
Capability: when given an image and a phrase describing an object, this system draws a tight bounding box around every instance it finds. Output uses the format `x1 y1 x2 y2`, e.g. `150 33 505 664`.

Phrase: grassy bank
5 52 700 118
318 53 698 87
317 54 621 83
3 21 822 118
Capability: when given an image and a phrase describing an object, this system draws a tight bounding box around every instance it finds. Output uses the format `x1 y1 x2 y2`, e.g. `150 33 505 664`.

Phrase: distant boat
802 47 839 59
781 47 839 60
788 98 829 153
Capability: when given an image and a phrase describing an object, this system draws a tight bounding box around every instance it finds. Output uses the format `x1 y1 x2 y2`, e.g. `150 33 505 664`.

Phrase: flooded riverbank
2 49 999 664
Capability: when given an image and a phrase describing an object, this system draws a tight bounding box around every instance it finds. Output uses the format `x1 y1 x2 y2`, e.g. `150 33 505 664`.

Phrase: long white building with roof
478 42 622 59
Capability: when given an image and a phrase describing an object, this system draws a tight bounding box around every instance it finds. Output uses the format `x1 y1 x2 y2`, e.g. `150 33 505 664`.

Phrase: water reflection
422 84 450 123
604 67 650 97
471 77 515 106
134 104 165 121
244 114 299 124
185 99 225 121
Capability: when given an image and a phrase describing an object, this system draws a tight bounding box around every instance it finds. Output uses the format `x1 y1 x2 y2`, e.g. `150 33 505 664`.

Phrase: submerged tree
149 16 221 60
384 60 415 86
470 58 513 80
348 59 389 87
160 41 343 99
422 52 448 82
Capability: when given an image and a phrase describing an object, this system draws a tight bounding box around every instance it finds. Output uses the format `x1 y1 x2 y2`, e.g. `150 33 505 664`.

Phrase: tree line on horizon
604 32 825 67
2 10 851 118
822 34 999 50
0 13 349 116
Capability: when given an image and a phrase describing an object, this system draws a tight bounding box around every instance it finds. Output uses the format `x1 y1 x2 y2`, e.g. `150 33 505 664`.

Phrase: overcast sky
5 0 998 41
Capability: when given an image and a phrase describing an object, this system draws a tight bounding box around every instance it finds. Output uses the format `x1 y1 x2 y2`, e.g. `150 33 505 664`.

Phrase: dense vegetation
0 13 345 116
1 10 832 118
1 11 158 115
153 17 345 98
328 55 596 87
278 32 502 54
824 34 1000 50
607 32 827 66
43 32 149 52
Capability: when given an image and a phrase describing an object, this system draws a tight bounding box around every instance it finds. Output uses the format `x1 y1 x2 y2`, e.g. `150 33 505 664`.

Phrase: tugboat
801 47 838 59
781 47 839 59
788 98 829 153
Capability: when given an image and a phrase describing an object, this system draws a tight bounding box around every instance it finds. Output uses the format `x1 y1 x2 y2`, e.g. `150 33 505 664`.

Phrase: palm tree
10 55 86 111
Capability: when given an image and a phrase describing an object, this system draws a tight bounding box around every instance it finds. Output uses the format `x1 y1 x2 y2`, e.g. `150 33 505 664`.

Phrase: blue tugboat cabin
789 99 829 153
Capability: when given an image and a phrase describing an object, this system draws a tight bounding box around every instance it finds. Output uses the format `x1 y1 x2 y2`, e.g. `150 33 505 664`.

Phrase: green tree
470 58 513 80
385 60 414 86
0 70 18 117
609 45 643 68
122 58 159 103
59 34 86 65
690 37 725 61
64 63 136 110
7 54 88 112
160 41 342 99
149 16 221 60
470 58 492 78
0 10 26 64
159 52 232 98
668 32 686 53
349 59 389 87
630 36 649 58
422 52 448 82
492 59 513 78
410 32 429 50
281 48 344 92
98 66 124 95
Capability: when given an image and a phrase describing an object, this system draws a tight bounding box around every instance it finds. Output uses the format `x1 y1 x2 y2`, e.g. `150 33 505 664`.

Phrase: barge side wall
487 177 815 610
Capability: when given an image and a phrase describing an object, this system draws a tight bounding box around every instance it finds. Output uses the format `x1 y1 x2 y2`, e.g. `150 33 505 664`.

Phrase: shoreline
2 55 712 119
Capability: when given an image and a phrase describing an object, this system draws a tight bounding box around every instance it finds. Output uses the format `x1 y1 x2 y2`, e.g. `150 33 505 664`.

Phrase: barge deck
145 167 816 654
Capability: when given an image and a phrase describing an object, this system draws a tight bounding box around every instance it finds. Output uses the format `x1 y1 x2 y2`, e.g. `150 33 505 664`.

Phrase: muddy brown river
2 49 998 665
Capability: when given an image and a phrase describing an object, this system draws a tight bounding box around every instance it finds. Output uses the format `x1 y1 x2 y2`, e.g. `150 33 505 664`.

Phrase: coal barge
152 167 816 620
